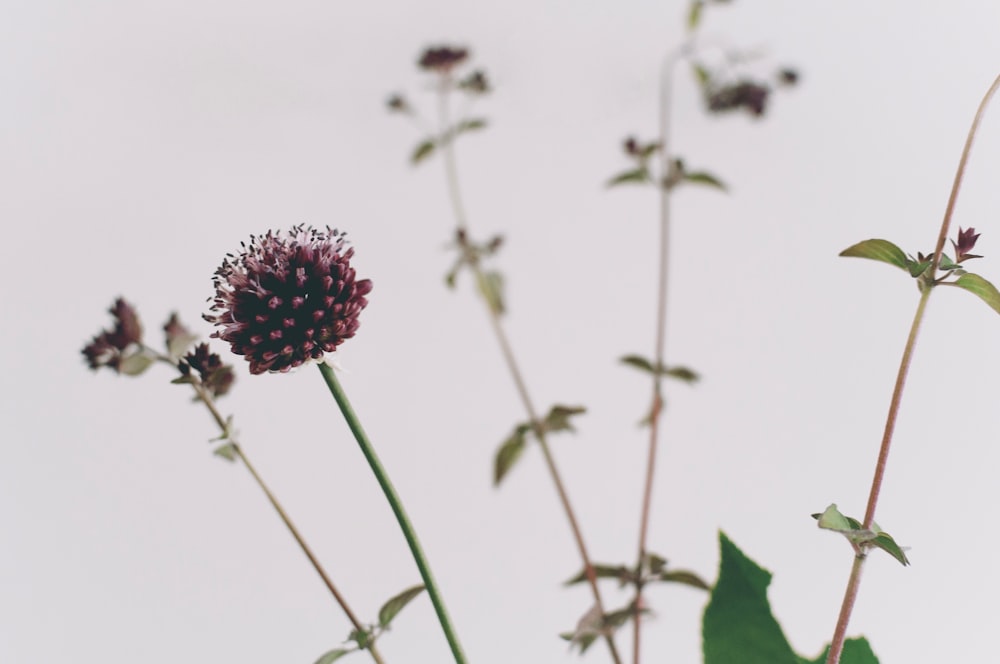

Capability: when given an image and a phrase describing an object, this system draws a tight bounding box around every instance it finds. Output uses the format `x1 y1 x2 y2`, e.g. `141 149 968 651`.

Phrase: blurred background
4 1 1000 662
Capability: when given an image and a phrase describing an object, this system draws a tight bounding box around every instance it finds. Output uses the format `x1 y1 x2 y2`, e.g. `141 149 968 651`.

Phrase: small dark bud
777 68 799 86
386 94 410 113
623 137 640 156
182 343 235 398
707 81 771 117
952 226 982 262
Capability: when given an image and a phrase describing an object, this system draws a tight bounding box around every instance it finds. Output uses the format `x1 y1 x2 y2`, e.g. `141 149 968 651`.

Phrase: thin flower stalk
826 72 1000 664
436 78 623 664
317 362 469 664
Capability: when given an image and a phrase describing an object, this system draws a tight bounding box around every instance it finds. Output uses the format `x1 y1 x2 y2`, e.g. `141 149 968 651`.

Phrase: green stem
317 362 468 664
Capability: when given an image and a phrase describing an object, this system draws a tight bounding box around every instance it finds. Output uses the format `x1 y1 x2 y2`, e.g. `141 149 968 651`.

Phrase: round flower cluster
205 225 373 374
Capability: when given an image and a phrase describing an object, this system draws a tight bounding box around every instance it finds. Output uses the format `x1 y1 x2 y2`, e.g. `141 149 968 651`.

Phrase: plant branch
436 84 623 664
317 362 468 664
826 71 1000 664
175 360 386 663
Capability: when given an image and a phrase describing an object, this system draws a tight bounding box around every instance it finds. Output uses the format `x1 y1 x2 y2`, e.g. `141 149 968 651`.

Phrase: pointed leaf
906 258 932 278
870 532 910 566
839 239 909 271
410 138 436 165
494 424 530 486
475 270 505 316
953 273 1000 315
454 118 488 135
683 171 728 192
815 504 852 532
606 168 650 187
213 442 237 462
378 584 425 627
542 405 586 434
692 63 712 88
658 569 711 591
801 638 880 664
664 366 700 383
620 354 655 373
564 564 631 586
313 649 351 664
703 532 799 664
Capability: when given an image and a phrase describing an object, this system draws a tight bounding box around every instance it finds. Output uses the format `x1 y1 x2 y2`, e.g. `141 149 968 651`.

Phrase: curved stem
436 84 623 664
317 363 468 664
174 362 385 663
826 71 1000 664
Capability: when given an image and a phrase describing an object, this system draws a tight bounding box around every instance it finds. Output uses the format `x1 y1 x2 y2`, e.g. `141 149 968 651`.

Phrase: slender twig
167 357 386 664
632 47 687 664
317 362 469 664
825 72 1000 664
436 79 623 664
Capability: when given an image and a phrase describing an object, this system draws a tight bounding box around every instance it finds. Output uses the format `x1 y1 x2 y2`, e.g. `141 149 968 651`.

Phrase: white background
4 1 1000 662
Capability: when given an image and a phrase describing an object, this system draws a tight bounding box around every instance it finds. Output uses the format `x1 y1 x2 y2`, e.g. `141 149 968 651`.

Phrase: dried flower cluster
205 225 373 374
82 298 143 372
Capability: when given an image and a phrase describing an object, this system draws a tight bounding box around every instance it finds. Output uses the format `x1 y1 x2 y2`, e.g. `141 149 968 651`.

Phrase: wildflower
82 298 144 372
205 225 373 375
707 81 771 117
418 46 469 73
952 227 982 262
179 343 235 398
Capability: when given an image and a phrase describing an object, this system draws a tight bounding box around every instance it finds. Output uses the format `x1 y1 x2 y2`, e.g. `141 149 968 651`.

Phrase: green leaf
687 0 704 31
683 171 728 192
658 569 712 591
703 532 800 664
906 258 932 278
871 532 910 566
118 351 155 376
494 424 531 486
606 168 650 187
378 584 425 627
213 442 237 462
621 354 655 373
563 564 632 586
348 628 371 649
815 503 852 532
801 638 880 664
475 270 505 316
410 138 436 165
839 239 909 271
620 355 699 383
542 405 586 434
313 648 351 664
953 273 1000 315
454 118 488 135
938 253 960 271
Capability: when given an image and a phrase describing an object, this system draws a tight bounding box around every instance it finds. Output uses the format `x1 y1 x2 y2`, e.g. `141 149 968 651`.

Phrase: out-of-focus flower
179 343 235 398
418 46 469 72
163 312 199 360
458 69 490 94
82 298 144 371
952 226 982 262
205 225 373 375
707 81 771 117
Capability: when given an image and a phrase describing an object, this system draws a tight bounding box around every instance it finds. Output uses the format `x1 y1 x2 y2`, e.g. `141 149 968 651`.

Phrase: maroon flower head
82 298 144 371
205 225 373 375
952 226 982 262
418 46 469 72
707 81 771 117
180 343 235 398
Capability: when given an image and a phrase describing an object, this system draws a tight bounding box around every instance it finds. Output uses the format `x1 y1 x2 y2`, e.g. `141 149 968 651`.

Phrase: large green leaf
839 239 908 271
953 273 1000 315
703 533 800 664
800 638 880 664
